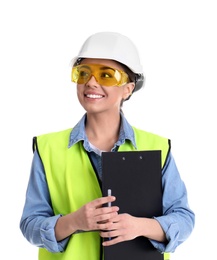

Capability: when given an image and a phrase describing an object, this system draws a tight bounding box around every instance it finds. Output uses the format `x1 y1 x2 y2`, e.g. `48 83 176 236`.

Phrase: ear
123 82 135 100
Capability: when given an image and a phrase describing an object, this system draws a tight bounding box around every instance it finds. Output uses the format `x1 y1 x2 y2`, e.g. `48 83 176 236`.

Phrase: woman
20 32 195 260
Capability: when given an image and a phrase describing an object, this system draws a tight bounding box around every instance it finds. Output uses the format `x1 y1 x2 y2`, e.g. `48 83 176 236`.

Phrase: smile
85 94 104 99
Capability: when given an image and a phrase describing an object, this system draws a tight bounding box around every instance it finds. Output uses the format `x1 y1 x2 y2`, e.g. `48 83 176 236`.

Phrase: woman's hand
100 213 139 246
100 213 166 246
55 196 119 241
72 196 119 232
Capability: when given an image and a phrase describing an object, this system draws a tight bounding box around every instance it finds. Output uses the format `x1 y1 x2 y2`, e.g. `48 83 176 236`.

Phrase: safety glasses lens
71 64 129 87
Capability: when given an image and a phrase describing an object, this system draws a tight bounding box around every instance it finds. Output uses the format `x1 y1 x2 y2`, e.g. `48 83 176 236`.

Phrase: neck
85 111 121 151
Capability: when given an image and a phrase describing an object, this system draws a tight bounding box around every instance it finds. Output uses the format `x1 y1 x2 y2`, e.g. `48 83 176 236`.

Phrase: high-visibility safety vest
34 126 171 260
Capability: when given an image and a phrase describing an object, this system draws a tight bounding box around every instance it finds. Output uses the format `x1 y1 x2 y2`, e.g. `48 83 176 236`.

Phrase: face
75 58 135 115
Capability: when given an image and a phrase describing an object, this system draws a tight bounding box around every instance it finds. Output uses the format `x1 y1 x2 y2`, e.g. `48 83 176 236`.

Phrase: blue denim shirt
20 113 195 254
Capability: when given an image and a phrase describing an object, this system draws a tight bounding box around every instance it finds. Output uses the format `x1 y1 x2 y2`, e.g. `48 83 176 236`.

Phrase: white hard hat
71 32 145 92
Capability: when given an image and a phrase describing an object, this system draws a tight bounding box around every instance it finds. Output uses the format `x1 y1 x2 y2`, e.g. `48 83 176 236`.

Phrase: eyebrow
99 66 116 72
80 64 116 72
79 65 91 69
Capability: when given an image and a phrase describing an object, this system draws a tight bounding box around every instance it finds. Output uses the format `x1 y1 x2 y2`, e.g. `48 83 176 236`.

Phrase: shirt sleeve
149 152 195 253
19 150 70 253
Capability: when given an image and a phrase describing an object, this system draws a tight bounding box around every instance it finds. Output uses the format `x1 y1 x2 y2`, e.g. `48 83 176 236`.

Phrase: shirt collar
68 112 137 150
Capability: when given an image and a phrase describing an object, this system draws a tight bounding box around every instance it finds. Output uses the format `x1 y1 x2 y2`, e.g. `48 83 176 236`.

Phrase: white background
1 0 216 259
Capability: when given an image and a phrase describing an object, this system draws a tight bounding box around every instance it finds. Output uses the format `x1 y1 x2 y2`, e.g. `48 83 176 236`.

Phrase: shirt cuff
40 214 70 253
149 216 180 253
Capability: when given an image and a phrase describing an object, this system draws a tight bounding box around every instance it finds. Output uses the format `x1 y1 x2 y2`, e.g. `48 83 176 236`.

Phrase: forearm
55 212 78 241
136 217 166 242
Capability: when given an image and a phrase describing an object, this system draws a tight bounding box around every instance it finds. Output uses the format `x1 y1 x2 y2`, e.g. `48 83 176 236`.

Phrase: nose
86 75 99 87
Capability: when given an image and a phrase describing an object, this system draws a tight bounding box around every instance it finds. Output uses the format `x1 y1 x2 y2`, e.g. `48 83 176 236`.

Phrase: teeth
86 94 103 99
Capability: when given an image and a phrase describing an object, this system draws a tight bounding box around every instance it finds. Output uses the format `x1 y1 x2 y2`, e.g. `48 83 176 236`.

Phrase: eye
79 69 90 78
101 72 113 79
100 68 115 79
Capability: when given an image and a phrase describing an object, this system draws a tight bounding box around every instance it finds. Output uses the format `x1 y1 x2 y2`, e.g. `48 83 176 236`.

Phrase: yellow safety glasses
71 64 129 87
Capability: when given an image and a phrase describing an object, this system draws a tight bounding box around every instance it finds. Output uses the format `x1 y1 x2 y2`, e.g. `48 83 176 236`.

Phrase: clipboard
102 150 163 260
